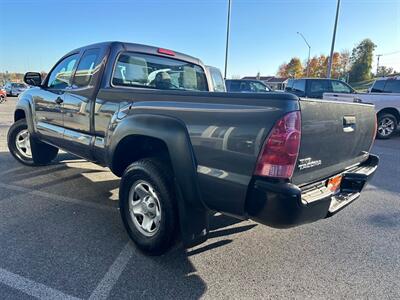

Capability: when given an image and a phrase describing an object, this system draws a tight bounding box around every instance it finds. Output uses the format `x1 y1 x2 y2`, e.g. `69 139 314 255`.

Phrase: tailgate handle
343 116 356 132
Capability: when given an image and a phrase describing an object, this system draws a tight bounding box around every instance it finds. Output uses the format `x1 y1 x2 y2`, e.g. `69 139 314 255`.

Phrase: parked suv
285 78 355 99
4 82 28 97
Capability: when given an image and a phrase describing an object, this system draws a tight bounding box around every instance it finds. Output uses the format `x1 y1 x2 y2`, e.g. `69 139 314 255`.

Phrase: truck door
61 48 103 159
35 53 79 145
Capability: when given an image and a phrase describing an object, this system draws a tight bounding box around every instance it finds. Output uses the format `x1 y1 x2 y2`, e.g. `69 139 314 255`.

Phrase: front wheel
7 119 59 166
377 113 398 139
119 158 178 255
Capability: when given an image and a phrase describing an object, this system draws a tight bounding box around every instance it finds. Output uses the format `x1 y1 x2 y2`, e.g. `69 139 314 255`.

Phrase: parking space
0 97 399 299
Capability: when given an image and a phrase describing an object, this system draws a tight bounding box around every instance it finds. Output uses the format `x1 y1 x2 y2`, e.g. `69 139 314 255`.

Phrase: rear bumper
246 154 379 228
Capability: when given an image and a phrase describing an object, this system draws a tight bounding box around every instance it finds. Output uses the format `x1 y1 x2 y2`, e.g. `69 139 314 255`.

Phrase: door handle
55 97 63 104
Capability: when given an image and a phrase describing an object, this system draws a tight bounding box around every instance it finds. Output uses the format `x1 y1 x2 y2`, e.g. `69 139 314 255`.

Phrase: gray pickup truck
8 42 379 255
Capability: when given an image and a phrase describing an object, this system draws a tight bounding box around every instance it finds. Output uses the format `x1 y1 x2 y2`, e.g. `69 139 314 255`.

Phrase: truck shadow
0 151 256 299
367 212 400 229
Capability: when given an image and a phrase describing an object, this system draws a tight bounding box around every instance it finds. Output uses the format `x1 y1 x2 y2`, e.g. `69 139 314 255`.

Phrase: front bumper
246 154 379 228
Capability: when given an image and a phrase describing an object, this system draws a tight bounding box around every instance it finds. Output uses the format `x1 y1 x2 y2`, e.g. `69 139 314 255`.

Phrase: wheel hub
378 117 395 136
15 129 32 159
128 181 161 237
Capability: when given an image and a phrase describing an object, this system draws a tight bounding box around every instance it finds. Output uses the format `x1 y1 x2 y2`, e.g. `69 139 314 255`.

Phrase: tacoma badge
298 158 322 170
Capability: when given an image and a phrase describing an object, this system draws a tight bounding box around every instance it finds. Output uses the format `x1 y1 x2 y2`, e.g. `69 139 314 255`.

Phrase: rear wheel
377 113 397 139
8 119 59 166
0 95 4 104
119 158 178 255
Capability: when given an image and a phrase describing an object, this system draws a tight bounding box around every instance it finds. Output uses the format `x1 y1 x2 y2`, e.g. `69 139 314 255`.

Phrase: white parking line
0 267 81 300
0 182 117 212
89 242 133 300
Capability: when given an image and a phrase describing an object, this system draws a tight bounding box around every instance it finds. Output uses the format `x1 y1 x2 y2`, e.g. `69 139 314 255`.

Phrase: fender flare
14 97 35 134
108 113 209 247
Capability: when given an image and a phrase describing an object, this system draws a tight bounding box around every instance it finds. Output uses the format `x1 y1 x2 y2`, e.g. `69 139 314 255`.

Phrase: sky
0 0 399 78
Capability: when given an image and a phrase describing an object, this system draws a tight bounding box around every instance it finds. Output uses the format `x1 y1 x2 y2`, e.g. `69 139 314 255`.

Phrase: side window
310 80 331 94
229 81 241 92
332 81 352 93
383 80 400 93
250 82 268 92
371 80 386 92
47 54 79 89
72 49 101 88
293 79 306 93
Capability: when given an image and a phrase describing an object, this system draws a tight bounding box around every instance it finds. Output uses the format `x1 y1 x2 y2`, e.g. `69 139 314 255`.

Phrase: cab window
47 54 79 89
72 49 101 88
112 52 208 91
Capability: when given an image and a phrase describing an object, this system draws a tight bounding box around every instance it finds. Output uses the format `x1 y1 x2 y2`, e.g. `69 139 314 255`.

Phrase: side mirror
24 72 42 86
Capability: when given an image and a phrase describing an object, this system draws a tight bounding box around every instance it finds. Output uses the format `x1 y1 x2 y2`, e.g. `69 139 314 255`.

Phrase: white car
323 76 400 139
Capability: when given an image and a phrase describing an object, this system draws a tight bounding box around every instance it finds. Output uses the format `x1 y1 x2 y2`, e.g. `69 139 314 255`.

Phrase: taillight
158 48 175 56
254 111 301 179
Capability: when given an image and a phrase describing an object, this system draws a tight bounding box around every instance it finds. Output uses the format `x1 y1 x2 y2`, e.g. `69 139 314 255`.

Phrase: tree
349 39 376 82
277 58 303 78
376 66 395 77
338 49 350 79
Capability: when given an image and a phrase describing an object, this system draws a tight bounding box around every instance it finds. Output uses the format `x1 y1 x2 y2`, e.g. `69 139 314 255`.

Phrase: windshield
112 52 208 91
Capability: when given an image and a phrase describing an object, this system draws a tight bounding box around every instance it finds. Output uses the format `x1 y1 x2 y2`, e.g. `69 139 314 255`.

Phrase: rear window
371 80 386 92
383 79 400 93
112 52 208 91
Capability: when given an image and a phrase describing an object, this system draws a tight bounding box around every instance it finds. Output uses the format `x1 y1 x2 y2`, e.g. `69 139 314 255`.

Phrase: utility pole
376 54 382 75
327 0 341 78
297 32 311 77
224 0 232 79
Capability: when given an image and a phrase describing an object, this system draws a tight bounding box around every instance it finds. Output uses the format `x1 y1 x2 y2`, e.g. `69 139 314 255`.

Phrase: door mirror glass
24 72 42 86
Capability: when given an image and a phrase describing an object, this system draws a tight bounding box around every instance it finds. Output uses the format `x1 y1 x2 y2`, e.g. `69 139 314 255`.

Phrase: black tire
0 95 4 104
377 113 398 139
7 119 59 166
119 158 178 255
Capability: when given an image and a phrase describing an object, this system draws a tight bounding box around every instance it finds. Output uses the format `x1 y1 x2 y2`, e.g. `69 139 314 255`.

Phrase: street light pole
327 0 341 78
224 0 232 79
297 32 311 77
376 54 382 75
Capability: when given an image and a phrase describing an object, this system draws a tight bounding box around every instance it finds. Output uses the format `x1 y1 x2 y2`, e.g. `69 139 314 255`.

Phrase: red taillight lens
158 48 175 56
254 111 301 179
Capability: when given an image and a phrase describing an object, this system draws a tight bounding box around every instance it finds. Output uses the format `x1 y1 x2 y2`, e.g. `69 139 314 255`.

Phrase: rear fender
108 114 209 247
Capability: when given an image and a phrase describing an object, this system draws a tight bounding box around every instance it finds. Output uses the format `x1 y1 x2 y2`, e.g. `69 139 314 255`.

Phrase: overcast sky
1 0 399 77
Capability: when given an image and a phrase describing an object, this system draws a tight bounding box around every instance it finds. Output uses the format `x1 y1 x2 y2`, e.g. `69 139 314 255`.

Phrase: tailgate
292 99 376 186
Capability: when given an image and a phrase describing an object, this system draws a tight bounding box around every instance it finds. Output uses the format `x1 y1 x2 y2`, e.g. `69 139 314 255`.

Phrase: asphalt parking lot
0 96 399 299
